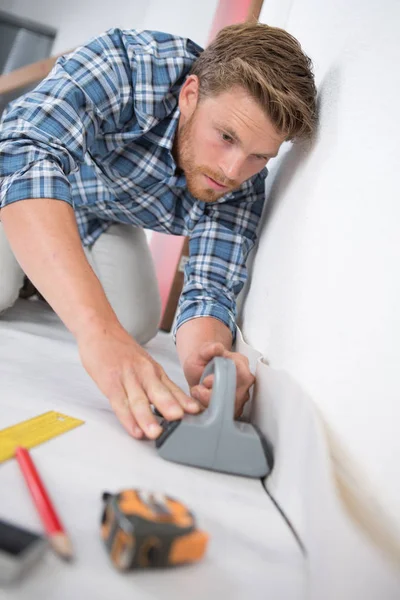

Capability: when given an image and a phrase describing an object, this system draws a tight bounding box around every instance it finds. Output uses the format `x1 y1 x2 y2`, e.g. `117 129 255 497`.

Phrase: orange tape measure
101 489 209 570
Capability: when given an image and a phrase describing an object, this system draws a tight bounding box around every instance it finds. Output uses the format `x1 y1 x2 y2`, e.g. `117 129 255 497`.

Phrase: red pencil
15 446 73 561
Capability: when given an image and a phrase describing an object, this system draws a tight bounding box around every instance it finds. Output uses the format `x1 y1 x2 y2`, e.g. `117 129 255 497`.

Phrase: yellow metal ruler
0 411 85 463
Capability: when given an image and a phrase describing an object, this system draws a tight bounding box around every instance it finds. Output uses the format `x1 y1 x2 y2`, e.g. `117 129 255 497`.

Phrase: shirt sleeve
173 171 267 343
0 29 134 209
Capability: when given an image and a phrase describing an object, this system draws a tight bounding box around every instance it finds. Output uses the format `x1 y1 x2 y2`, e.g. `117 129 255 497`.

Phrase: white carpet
0 299 305 600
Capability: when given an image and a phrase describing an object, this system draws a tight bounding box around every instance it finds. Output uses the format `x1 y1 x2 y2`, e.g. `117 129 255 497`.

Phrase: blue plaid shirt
0 28 267 340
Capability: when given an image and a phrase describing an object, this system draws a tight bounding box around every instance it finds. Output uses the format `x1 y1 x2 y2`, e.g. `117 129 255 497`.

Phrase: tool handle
200 357 237 422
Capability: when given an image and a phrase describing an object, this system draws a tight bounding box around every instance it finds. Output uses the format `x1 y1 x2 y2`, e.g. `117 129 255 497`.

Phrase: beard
174 112 240 203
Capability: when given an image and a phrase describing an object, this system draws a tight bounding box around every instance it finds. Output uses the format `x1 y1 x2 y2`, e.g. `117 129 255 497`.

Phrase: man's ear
178 75 200 120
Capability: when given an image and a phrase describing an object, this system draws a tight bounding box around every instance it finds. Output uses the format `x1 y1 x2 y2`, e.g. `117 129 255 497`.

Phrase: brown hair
189 22 317 141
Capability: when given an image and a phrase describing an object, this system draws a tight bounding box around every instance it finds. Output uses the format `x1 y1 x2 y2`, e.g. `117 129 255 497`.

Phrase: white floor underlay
0 300 305 600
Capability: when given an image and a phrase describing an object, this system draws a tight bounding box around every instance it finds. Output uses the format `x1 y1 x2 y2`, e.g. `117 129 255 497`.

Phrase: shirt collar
143 105 180 152
160 106 180 152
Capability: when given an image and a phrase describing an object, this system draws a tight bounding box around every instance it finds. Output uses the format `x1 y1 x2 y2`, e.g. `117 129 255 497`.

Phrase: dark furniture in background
0 10 56 114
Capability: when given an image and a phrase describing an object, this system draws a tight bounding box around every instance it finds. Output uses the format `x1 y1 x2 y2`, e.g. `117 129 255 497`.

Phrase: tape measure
0 411 84 463
101 489 209 570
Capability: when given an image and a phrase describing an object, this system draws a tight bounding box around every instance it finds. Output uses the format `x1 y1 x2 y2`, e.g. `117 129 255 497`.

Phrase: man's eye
221 132 233 143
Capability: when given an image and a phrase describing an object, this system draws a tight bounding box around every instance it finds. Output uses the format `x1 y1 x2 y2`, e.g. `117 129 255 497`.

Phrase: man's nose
220 150 245 182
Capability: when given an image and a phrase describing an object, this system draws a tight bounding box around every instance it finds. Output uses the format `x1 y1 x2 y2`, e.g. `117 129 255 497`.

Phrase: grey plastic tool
156 357 273 478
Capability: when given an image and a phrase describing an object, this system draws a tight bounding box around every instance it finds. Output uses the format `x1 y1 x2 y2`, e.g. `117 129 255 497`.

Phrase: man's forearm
175 316 233 371
1 199 120 339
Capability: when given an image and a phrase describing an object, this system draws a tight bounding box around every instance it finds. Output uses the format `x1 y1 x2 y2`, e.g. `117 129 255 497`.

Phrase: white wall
243 0 400 525
0 0 218 53
139 0 219 47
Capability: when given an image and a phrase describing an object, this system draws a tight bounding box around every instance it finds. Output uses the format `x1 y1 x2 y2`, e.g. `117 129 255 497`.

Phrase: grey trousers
0 223 161 345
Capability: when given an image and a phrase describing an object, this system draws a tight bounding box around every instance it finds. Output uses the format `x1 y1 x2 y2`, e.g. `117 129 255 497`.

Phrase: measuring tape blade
0 411 84 463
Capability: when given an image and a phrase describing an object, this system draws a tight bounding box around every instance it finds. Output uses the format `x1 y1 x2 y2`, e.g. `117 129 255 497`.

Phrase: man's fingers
199 349 255 392
123 373 163 439
143 375 185 421
235 390 250 418
191 384 211 407
160 373 201 415
129 391 163 439
108 392 144 439
190 384 250 416
198 342 225 363
223 351 255 383
201 374 214 389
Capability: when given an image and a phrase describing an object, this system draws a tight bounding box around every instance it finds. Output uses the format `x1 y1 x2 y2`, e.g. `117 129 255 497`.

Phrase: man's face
175 81 286 202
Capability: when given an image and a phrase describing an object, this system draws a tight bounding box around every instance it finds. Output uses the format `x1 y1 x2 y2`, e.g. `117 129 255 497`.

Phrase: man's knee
86 224 163 345
0 224 24 314
0 282 22 313
116 294 162 345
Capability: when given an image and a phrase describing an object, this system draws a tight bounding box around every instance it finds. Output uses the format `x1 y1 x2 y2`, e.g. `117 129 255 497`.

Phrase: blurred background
0 0 219 122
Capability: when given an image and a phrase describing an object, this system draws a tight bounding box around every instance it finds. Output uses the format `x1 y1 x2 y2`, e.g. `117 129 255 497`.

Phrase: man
0 22 317 440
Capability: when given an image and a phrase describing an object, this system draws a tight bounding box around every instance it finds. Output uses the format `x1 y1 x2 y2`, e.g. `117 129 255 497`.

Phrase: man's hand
183 341 255 418
78 323 200 440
